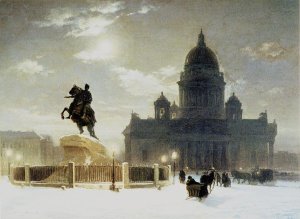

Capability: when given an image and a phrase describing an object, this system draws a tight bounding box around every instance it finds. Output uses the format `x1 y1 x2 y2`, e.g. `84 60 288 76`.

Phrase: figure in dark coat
81 84 93 119
186 176 200 186
179 170 186 183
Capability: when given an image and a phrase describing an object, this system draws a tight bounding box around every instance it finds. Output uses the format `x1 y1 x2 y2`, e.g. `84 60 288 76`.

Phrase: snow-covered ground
1 176 300 219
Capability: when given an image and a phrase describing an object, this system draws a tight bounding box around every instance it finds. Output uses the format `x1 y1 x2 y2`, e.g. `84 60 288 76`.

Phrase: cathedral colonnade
175 141 229 171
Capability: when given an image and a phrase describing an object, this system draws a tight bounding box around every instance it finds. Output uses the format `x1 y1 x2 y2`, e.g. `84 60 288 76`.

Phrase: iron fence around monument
13 167 25 181
159 166 169 181
11 163 171 188
129 166 154 182
30 165 68 183
75 165 122 183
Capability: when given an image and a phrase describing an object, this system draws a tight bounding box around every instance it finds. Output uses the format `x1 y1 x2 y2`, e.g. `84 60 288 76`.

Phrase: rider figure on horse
81 84 93 120
61 84 98 139
64 84 95 122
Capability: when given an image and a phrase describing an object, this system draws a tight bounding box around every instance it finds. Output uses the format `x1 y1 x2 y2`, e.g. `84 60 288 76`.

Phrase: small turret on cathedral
225 93 243 121
154 92 171 120
170 101 179 119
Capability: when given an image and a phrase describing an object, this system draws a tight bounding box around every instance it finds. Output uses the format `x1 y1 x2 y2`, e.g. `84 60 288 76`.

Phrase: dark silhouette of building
123 30 277 170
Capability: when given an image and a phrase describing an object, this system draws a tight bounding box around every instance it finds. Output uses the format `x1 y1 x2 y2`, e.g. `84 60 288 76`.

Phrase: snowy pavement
1 177 300 219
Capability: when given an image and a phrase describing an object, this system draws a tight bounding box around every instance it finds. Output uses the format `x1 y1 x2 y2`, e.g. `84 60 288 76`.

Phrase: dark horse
61 85 98 139
251 169 273 184
200 171 215 193
231 170 252 184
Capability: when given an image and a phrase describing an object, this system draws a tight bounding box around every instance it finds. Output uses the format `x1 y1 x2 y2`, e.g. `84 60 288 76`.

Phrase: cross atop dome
198 28 206 48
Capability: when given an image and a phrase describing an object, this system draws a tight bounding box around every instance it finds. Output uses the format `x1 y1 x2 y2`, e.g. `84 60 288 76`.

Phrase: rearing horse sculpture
61 85 98 140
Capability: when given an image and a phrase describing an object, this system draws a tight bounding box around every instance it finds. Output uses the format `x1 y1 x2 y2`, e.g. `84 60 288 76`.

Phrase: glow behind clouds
0 0 299 152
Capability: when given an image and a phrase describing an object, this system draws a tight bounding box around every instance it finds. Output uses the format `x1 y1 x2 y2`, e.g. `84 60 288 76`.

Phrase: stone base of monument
59 134 113 165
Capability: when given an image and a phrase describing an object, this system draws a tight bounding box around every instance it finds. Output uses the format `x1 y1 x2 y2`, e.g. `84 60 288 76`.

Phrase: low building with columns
123 30 277 171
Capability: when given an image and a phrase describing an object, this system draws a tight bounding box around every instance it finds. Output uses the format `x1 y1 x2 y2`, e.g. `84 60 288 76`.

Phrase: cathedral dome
184 30 219 71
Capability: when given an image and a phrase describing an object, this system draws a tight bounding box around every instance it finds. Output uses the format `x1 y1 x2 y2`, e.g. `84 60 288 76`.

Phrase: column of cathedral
268 141 274 168
195 142 202 168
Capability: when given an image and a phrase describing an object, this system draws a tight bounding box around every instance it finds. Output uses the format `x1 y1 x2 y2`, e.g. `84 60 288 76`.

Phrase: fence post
122 162 129 189
168 165 172 184
154 163 159 187
25 164 30 186
9 164 14 183
68 162 75 188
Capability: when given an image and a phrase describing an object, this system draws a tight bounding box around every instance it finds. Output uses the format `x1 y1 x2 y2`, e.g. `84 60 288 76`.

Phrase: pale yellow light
161 155 167 163
16 154 22 161
171 151 177 160
5 148 13 157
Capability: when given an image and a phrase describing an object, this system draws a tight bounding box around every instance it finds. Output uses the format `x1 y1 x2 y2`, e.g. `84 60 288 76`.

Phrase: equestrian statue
61 84 98 139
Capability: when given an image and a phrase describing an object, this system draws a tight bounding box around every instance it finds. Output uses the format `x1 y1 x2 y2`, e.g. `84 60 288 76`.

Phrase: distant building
0 131 64 175
0 131 42 174
274 151 299 171
123 30 277 170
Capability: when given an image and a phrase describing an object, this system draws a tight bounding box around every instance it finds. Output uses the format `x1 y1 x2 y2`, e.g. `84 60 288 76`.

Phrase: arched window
159 108 165 118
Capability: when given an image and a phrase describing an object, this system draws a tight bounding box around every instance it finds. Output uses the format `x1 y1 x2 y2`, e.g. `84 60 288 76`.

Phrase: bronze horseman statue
61 84 98 139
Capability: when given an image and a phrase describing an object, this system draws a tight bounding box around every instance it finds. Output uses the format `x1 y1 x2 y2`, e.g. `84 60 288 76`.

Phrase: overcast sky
0 0 299 152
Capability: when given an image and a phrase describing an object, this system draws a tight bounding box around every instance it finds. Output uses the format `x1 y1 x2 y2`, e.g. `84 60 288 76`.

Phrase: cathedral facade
123 30 277 171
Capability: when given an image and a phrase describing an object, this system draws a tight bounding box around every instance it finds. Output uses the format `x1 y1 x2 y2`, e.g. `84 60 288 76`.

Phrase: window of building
172 112 176 119
142 150 148 161
159 108 165 118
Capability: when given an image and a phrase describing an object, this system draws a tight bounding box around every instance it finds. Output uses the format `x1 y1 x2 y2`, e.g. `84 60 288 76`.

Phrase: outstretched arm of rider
64 95 75 98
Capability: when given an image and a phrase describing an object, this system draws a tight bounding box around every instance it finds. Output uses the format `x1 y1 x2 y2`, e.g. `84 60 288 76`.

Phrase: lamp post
171 151 177 184
110 151 115 191
5 148 13 176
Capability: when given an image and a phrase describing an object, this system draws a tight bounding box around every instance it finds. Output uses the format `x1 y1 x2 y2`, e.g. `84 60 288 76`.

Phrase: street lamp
161 155 167 165
5 148 13 176
171 151 177 184
110 148 116 191
16 154 22 166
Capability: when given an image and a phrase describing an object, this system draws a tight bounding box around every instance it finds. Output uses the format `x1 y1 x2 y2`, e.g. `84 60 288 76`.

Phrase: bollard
68 162 75 188
25 164 31 186
122 162 129 189
154 163 159 187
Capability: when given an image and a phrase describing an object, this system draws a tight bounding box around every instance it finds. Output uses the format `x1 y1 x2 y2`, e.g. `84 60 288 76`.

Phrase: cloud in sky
153 65 178 80
138 5 158 14
113 66 177 97
267 87 284 96
90 1 125 14
127 4 159 16
225 78 247 99
15 59 52 76
35 2 158 38
74 40 117 63
35 8 75 27
66 15 115 37
35 4 119 37
241 42 287 61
